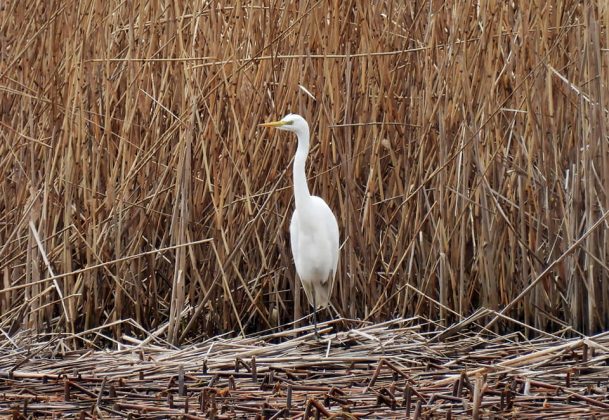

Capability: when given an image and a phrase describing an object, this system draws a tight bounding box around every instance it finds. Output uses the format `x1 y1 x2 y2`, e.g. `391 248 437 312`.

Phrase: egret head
259 113 309 134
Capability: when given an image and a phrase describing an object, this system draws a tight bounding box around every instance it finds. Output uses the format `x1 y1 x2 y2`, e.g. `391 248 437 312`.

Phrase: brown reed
1 1 608 344
2 316 609 418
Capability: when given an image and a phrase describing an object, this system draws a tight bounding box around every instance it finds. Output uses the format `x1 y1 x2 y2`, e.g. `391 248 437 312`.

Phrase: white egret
260 114 339 336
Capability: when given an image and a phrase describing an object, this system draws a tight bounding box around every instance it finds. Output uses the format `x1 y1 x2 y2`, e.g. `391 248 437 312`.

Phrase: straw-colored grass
1 1 608 344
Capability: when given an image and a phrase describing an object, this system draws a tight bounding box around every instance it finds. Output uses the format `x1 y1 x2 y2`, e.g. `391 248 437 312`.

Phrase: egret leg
313 293 319 339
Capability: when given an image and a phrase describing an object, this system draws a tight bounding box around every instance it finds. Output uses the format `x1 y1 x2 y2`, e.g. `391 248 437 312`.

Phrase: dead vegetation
1 1 609 345
2 317 609 418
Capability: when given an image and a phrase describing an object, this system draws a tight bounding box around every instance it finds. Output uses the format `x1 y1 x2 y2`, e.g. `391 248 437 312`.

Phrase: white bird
260 114 340 336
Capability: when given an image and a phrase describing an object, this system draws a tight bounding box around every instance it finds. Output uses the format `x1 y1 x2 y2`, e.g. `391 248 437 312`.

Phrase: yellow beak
259 120 289 128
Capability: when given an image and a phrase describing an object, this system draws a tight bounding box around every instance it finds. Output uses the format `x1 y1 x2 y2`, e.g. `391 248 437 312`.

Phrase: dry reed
2 316 609 418
1 1 609 344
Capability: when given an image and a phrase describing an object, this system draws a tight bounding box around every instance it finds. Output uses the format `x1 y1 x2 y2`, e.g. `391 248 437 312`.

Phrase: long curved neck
293 126 311 211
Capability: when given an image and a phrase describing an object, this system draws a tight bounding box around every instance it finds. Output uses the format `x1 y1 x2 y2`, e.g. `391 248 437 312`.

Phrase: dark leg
313 292 319 339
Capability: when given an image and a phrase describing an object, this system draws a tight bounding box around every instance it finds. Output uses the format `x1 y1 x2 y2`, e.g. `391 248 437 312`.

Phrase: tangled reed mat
2 312 609 419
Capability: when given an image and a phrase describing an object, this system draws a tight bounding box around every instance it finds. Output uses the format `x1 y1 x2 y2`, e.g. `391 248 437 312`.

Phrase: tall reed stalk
1 1 608 343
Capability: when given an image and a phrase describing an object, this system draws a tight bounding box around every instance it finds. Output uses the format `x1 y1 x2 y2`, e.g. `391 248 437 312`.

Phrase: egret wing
289 210 299 265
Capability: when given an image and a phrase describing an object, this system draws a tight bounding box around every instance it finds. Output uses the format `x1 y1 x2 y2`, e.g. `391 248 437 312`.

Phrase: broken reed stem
2 318 609 417
472 375 485 420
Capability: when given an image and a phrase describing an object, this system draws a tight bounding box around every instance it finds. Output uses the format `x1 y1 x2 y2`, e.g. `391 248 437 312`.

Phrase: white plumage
260 114 339 331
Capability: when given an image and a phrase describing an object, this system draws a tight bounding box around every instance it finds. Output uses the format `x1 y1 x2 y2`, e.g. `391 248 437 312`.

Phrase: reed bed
2 316 609 418
1 1 609 344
